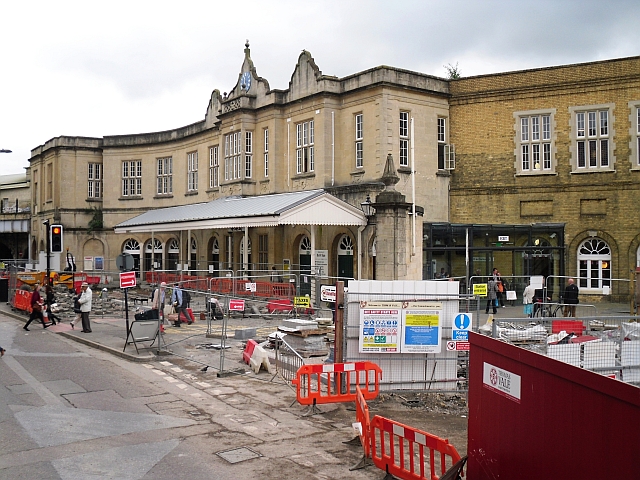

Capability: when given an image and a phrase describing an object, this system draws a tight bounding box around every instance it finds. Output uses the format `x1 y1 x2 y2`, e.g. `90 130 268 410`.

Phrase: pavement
1 303 284 367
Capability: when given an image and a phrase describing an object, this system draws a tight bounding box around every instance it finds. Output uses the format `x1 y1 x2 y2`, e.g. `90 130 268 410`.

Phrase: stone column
373 154 411 281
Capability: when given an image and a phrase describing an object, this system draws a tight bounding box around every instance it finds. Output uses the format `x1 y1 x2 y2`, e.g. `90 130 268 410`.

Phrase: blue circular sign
454 313 471 329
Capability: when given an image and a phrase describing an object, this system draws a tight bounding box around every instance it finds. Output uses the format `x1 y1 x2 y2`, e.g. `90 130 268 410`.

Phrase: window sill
515 171 558 177
206 187 220 193
118 196 143 201
222 178 256 185
350 169 365 176
397 167 412 174
154 194 174 199
436 169 451 177
259 179 270 184
570 169 615 175
292 172 315 180
85 197 103 202
185 191 198 196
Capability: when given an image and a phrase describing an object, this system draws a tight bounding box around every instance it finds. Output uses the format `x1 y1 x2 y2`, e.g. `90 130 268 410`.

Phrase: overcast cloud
1 0 638 175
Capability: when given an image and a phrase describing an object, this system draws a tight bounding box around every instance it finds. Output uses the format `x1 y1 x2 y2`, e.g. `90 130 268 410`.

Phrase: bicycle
532 301 564 318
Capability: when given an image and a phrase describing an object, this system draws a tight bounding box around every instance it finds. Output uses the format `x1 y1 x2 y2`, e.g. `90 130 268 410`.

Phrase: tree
444 62 461 80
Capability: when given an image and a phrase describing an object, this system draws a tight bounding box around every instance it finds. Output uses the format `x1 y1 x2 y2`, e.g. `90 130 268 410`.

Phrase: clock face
241 72 251 92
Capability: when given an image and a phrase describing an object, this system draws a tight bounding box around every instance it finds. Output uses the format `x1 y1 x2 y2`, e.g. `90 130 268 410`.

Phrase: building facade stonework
24 46 640 299
27 44 450 283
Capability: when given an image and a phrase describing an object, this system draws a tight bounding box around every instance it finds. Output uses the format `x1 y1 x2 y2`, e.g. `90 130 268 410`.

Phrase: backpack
182 289 191 307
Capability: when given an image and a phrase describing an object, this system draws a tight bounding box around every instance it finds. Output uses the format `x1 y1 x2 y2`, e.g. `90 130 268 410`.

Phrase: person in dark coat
24 283 49 331
485 278 498 314
563 278 579 317
44 284 61 325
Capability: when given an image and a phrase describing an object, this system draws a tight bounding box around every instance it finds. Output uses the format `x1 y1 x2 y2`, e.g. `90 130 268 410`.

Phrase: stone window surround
513 108 557 176
568 103 616 174
629 100 640 171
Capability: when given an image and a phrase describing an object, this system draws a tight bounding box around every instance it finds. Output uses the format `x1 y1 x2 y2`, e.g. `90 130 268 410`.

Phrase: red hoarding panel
467 332 640 480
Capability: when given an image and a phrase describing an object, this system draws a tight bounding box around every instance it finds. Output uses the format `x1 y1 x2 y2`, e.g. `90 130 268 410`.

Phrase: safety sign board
473 284 488 296
119 271 136 289
294 296 310 308
320 285 336 303
446 341 470 351
229 299 245 311
451 313 472 341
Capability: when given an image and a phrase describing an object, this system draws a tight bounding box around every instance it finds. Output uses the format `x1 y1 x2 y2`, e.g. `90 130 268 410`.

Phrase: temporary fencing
12 288 32 313
370 415 462 480
291 361 382 411
490 315 640 384
346 385 374 470
272 335 305 384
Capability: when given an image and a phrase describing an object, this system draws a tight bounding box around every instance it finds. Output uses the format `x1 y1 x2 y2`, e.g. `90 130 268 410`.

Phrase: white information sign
245 282 256 292
359 301 401 353
320 285 336 302
400 302 443 354
315 250 328 276
483 362 521 403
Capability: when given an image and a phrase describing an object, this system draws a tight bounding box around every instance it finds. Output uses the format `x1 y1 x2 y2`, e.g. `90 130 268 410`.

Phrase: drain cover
216 447 262 464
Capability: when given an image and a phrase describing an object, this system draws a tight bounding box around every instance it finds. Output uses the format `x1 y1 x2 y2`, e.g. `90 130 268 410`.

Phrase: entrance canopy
114 190 367 233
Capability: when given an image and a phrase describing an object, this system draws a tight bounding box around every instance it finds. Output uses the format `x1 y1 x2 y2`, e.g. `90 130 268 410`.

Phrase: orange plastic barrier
370 415 462 480
13 289 32 313
291 362 382 407
355 385 372 458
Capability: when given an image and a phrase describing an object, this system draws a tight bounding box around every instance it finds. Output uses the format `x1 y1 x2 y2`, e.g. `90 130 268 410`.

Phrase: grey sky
1 0 638 175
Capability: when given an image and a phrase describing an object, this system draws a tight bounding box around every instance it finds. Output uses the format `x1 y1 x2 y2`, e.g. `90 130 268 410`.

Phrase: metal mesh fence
343 291 480 393
487 316 640 385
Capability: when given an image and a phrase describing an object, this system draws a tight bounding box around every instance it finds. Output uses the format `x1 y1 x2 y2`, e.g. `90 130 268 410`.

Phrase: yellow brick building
432 56 640 300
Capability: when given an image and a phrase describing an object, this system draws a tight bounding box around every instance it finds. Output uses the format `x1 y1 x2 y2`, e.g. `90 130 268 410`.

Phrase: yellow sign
294 296 310 308
473 283 488 297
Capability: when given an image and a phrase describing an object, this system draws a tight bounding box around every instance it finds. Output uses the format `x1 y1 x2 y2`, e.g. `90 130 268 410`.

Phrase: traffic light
51 224 63 253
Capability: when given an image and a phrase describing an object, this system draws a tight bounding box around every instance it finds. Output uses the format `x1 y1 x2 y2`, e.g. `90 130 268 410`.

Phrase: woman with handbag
24 283 49 331
44 284 61 325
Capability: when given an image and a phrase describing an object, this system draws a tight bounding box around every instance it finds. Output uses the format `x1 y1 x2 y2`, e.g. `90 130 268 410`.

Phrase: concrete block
235 327 257 340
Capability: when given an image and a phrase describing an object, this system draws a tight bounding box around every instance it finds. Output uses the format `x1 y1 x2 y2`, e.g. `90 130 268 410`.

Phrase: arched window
299 236 311 254
167 238 180 271
578 238 611 291
123 239 140 253
338 235 354 255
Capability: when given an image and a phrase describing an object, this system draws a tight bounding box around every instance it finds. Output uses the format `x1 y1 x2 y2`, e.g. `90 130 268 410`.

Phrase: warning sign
473 284 488 297
446 341 470 351
294 296 310 308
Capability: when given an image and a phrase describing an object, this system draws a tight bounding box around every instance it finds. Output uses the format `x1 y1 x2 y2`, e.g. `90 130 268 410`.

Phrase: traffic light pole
43 220 50 287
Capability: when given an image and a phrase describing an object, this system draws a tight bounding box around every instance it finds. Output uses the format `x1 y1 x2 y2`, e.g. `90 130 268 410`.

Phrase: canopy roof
114 190 367 233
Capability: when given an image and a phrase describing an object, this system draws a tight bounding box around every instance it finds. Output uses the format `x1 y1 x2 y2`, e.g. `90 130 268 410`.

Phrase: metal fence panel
344 284 478 393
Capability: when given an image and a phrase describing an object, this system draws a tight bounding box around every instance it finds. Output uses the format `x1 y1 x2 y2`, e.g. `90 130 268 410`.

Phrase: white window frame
629 101 640 170
209 146 219 188
569 104 615 173
245 131 253 179
399 111 409 167
355 113 363 168
577 238 611 293
157 157 173 195
187 151 198 192
514 109 555 175
88 163 102 199
437 117 447 169
264 128 269 178
224 132 241 181
121 160 142 197
296 120 314 174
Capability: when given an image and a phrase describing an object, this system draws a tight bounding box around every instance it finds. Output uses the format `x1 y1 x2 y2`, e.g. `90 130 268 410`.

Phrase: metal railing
488 315 640 385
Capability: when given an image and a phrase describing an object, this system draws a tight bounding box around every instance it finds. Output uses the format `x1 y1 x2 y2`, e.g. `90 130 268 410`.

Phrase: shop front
423 223 565 300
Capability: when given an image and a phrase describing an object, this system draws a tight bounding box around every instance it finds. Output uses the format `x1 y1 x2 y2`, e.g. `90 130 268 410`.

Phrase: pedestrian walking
151 282 168 322
562 278 579 317
171 283 192 327
44 284 61 325
78 282 93 333
523 282 535 317
485 278 498 314
69 291 82 330
24 283 49 331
